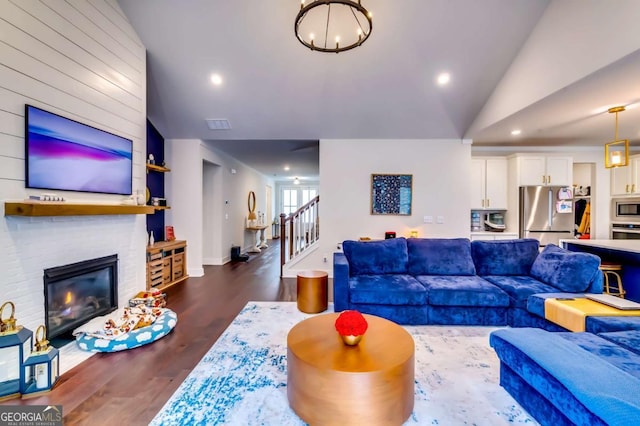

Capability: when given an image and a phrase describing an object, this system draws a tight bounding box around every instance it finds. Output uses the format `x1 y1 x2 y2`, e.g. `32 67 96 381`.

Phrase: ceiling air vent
206 119 231 130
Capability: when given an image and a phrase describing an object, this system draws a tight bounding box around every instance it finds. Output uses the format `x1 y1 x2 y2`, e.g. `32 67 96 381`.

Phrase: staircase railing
280 195 319 276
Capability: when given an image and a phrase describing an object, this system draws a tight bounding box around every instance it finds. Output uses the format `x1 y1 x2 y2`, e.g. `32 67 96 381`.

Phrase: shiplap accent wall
0 0 147 332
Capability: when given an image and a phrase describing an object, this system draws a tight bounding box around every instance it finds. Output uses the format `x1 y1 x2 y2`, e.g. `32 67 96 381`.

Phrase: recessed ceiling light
511 129 522 136
210 73 223 86
436 72 450 86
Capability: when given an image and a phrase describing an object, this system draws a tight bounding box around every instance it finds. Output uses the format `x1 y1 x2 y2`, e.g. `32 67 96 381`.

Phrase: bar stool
600 263 626 298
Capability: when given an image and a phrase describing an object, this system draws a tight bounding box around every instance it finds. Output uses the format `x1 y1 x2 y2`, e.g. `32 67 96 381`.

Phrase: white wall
165 139 275 269
164 139 202 275
0 0 147 332
288 139 473 277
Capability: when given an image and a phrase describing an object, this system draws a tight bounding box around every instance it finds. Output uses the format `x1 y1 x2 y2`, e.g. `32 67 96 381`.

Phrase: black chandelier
295 0 373 53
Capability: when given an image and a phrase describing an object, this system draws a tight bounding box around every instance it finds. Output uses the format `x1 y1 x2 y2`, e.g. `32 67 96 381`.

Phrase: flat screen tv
25 104 133 195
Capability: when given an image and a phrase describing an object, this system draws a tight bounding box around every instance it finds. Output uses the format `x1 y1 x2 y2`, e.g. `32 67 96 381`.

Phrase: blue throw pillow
471 239 539 276
407 238 475 276
530 244 601 292
342 238 408 275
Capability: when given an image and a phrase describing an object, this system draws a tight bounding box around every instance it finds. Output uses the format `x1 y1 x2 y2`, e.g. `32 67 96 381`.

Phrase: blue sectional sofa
334 236 638 425
490 327 640 426
491 298 640 425
333 237 603 327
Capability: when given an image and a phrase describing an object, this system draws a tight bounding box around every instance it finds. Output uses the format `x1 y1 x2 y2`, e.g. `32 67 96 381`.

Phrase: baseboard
188 266 205 277
203 257 227 265
283 268 333 279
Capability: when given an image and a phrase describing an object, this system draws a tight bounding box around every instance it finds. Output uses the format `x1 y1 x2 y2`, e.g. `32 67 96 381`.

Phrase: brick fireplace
2 214 147 339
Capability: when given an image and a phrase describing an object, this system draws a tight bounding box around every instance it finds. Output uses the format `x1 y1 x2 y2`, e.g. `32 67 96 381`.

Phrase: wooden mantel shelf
4 201 155 217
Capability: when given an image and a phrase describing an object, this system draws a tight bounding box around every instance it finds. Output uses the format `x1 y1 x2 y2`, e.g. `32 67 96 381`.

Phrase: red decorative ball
335 310 368 336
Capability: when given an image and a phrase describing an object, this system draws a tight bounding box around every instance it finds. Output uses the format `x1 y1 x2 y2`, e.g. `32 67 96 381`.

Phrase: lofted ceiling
117 0 640 180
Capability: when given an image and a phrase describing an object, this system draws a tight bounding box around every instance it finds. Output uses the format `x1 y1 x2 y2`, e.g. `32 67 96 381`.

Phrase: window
283 189 298 215
301 189 317 205
280 186 319 216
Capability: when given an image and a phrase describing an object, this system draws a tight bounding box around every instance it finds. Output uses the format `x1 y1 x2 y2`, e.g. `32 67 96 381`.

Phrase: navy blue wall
146 120 165 241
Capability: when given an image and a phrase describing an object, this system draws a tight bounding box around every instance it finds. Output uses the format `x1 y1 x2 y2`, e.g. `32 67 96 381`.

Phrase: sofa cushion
509 306 567 331
471 239 539 275
598 330 640 357
348 274 426 305
530 244 601 292
407 238 475 276
342 238 408 275
559 332 640 378
526 292 587 321
428 305 508 326
346 304 428 325
415 275 510 307
482 275 558 309
586 317 640 334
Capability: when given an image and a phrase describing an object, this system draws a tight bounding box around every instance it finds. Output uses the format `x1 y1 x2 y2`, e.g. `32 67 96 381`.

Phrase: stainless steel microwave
612 197 640 222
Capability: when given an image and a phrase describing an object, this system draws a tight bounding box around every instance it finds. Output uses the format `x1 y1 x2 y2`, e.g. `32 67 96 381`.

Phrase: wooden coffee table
287 313 414 425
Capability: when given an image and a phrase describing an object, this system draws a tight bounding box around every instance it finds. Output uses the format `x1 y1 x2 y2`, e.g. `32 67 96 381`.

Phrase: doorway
202 160 221 265
266 185 273 238
573 162 595 239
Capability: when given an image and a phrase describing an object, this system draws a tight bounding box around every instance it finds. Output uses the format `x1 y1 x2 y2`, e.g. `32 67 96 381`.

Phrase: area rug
150 302 537 425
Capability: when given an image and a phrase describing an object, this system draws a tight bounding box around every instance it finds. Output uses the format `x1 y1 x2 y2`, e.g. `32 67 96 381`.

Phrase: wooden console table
246 225 268 253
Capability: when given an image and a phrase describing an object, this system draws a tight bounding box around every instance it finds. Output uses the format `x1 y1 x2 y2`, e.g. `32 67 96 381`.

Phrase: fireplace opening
44 254 118 347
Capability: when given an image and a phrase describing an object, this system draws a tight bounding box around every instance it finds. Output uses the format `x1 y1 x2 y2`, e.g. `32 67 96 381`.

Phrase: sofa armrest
333 252 350 312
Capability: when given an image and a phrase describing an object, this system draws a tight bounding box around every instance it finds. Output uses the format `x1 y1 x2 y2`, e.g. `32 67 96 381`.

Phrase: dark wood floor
1 239 295 425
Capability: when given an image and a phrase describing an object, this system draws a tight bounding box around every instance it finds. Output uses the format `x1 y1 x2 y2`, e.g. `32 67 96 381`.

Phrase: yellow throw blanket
545 298 640 332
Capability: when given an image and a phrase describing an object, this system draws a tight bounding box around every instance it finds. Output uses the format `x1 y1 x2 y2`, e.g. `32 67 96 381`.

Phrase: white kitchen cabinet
516 156 573 186
470 158 507 209
611 155 640 196
493 233 519 240
470 232 518 241
470 234 496 241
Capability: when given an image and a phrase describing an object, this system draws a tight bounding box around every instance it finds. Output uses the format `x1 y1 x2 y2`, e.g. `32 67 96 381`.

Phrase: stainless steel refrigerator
519 186 574 247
